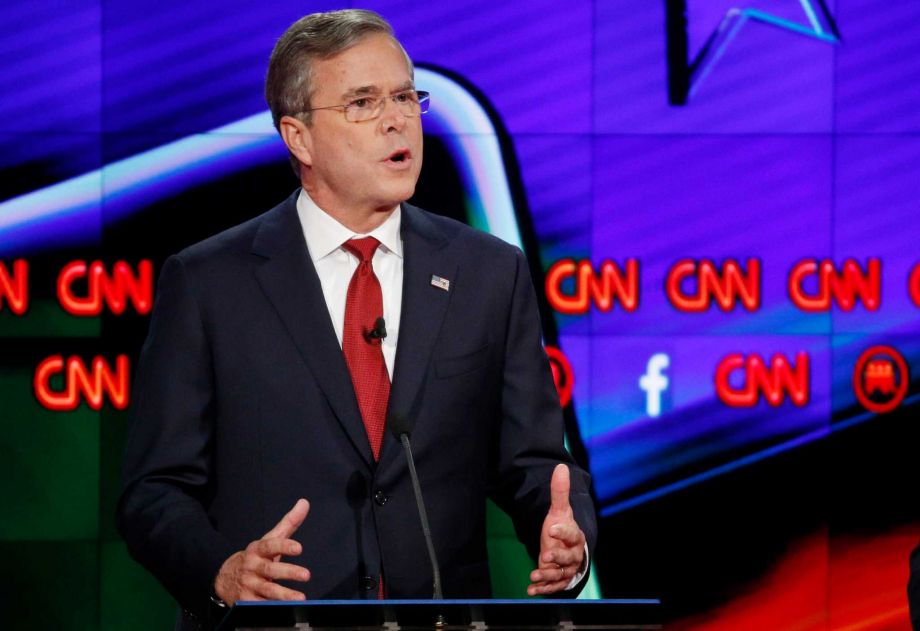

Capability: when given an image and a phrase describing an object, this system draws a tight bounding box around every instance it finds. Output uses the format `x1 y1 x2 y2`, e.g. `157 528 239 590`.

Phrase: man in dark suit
117 9 596 629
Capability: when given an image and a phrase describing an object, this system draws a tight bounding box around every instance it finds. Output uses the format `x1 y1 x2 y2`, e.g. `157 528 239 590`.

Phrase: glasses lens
346 97 380 122
392 91 420 116
417 91 430 115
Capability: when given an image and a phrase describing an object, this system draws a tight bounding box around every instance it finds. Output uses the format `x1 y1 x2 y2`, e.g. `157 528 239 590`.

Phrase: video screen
1 1 917 628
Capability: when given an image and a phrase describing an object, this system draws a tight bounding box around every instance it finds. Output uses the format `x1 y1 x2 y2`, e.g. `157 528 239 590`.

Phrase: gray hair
265 9 412 131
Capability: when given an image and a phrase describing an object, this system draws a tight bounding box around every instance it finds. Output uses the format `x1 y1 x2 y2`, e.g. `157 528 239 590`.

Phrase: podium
216 599 661 630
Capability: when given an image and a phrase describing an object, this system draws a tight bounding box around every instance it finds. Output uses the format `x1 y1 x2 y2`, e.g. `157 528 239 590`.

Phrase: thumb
550 464 571 512
264 498 310 540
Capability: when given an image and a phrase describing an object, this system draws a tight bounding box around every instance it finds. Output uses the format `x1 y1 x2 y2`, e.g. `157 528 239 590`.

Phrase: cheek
414 132 424 165
320 127 360 158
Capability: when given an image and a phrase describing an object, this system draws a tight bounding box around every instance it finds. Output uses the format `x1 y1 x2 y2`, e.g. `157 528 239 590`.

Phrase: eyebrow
341 80 415 99
342 85 379 99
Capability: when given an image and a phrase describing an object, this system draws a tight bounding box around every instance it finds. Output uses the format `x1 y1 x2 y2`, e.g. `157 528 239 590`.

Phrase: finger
254 578 306 601
542 546 582 568
264 499 310 540
236 588 261 602
530 566 565 583
236 582 267 602
527 578 571 596
550 464 571 511
239 573 269 601
251 537 302 559
548 522 585 547
260 560 311 583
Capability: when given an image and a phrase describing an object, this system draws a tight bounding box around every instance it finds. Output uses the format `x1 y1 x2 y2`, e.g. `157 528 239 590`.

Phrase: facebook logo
639 353 671 417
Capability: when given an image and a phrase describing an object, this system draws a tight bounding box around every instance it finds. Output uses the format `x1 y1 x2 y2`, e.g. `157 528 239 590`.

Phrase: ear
279 115 313 167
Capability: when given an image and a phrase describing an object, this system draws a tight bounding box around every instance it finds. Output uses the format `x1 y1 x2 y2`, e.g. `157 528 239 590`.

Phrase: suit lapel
251 193 374 467
379 204 457 465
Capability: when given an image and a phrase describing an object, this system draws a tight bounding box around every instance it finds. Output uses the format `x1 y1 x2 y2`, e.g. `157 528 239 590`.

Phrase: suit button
361 576 378 591
373 490 388 506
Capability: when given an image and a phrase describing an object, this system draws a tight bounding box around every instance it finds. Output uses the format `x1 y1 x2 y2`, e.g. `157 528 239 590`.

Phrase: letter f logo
639 353 671 418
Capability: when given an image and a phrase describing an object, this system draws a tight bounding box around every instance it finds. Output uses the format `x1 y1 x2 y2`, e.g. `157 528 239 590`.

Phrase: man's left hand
527 464 587 596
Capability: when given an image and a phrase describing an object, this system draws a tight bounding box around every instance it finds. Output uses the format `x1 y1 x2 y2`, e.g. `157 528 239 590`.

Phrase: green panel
0 541 98 630
0 300 100 337
486 499 538 599
99 408 130 542
579 569 601 599
0 368 99 540
100 541 176 631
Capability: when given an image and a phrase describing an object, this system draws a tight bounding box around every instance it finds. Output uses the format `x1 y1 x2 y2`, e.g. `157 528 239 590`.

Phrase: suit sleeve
116 255 236 619
488 247 597 589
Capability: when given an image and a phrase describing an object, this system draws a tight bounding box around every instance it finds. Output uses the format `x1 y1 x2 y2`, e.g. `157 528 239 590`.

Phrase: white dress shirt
297 189 402 379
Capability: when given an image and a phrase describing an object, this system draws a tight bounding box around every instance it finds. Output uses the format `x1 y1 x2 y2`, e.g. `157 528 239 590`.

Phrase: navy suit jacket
117 191 596 628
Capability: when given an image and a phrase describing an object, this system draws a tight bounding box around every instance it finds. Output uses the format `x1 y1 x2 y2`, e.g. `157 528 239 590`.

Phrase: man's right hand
214 498 311 603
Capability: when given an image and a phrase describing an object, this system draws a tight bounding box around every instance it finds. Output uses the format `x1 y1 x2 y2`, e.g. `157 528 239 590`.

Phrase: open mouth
385 148 411 163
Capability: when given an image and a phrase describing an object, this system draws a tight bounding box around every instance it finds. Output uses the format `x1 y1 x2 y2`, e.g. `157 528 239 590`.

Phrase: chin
388 182 417 205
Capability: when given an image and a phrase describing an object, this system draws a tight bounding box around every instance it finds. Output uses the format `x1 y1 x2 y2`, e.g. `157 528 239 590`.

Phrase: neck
302 187 398 234
324 204 396 234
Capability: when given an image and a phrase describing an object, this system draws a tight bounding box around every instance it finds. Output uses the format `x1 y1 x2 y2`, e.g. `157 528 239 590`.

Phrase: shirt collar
296 189 403 262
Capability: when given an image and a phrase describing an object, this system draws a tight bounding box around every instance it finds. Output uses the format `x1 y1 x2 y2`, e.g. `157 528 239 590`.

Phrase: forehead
312 33 413 97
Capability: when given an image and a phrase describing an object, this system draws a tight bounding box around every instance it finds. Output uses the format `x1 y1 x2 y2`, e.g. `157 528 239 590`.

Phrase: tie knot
342 237 381 263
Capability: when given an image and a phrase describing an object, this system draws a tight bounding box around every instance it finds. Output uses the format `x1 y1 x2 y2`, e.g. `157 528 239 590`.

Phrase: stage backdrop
0 1 917 629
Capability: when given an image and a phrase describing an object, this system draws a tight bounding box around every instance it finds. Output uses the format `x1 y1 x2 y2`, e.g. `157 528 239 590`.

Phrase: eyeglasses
300 90 431 123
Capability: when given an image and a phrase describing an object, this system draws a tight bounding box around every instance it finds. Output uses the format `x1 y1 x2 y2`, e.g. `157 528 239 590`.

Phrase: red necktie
341 237 390 461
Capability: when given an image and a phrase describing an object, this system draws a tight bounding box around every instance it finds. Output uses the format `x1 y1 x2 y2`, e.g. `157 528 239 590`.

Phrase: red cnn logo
715 352 810 407
0 259 29 315
788 258 880 311
545 258 639 315
34 355 130 411
57 260 153 316
666 258 761 312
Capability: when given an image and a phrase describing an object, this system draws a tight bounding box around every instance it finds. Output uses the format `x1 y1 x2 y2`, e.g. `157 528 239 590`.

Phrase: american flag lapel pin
430 275 450 291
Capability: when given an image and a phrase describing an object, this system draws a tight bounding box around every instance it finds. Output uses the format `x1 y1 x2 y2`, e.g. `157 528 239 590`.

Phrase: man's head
266 10 424 219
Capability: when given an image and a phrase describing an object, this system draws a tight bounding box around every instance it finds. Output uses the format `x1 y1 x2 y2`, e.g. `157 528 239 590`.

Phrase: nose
378 96 407 133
